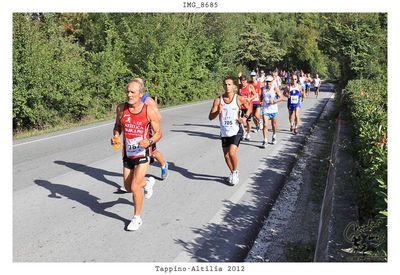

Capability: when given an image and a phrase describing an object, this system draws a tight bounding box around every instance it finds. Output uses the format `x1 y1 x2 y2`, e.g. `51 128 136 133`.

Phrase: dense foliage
13 13 387 131
344 79 387 261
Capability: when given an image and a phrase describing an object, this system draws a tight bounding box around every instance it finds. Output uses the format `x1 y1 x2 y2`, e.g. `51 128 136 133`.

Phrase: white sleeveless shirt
314 78 320 87
262 87 279 114
219 94 240 137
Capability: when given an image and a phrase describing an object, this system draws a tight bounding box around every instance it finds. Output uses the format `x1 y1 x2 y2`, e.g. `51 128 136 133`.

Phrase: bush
344 78 387 260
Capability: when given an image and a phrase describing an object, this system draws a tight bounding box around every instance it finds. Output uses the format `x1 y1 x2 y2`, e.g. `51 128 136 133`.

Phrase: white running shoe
144 176 155 199
225 171 233 184
272 136 277 144
231 170 239 186
245 133 251 141
127 216 143 231
260 122 264 130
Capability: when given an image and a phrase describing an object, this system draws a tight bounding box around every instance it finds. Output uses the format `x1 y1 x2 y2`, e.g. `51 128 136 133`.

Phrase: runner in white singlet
209 78 251 186
314 74 322 98
260 75 284 148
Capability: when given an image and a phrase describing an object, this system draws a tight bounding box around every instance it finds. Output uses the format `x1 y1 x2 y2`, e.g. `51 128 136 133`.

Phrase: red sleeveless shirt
250 80 261 104
121 103 152 159
238 83 254 109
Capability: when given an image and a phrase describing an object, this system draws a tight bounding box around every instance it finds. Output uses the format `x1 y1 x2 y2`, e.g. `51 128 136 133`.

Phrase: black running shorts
221 128 244 148
123 156 150 169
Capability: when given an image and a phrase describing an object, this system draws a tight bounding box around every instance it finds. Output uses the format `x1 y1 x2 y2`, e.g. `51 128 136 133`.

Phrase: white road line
13 122 114 147
13 100 213 147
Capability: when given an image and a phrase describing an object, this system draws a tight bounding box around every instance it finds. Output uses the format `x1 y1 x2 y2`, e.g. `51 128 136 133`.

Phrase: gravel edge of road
244 92 335 262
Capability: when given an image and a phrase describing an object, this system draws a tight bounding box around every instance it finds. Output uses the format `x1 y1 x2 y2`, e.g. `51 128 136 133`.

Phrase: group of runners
209 70 322 186
111 71 321 231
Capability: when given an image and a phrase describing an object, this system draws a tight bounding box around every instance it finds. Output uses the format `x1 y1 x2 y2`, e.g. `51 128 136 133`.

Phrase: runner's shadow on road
170 129 219 140
34 180 131 227
167 162 229 186
54 160 123 192
173 123 220 129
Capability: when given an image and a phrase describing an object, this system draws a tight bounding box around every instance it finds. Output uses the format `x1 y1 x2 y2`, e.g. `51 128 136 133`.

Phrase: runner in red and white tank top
111 79 162 231
238 82 253 109
250 71 262 132
238 74 256 140
121 103 152 159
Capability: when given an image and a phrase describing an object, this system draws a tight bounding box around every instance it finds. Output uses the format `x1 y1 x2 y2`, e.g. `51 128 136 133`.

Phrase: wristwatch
148 139 154 146
244 114 249 119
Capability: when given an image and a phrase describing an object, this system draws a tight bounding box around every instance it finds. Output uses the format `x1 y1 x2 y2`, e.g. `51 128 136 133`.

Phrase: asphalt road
13 83 335 262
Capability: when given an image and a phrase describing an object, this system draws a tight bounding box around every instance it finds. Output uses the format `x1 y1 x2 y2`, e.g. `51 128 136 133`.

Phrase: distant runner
257 69 266 88
298 71 306 102
283 74 304 135
272 70 282 90
314 74 322 98
250 71 262 132
305 73 312 97
111 79 162 231
260 75 284 148
208 77 251 186
237 73 256 140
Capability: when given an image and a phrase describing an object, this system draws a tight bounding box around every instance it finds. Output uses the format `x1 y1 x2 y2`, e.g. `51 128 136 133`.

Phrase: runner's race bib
290 95 299 104
222 109 235 128
224 119 234 126
126 137 145 157
252 93 259 102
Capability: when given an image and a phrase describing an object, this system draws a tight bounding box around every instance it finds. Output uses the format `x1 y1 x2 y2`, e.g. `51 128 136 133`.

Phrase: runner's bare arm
139 105 162 149
283 86 290 98
237 95 251 124
208 97 221 121
111 103 125 145
145 97 162 121
260 92 264 106
274 87 284 103
249 85 257 101
237 72 242 86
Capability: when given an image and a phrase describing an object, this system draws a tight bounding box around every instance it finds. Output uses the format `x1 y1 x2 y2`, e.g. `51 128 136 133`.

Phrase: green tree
237 20 285 71
13 13 89 130
87 16 132 116
321 13 386 81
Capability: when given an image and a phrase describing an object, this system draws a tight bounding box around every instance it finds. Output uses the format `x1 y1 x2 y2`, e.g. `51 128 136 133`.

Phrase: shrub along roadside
343 78 387 261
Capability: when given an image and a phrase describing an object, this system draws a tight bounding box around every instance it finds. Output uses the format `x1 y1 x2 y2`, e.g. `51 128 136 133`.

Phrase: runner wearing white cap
260 75 284 148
